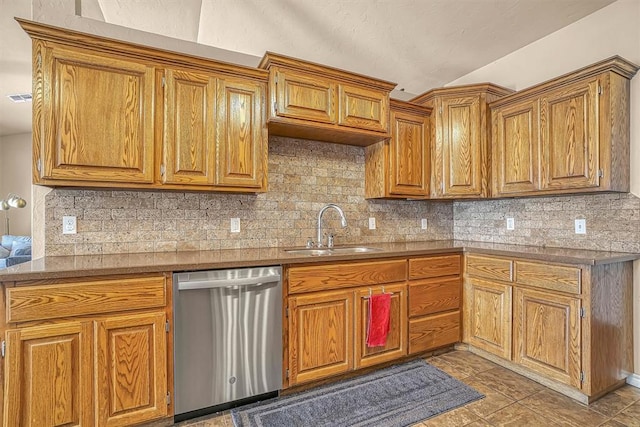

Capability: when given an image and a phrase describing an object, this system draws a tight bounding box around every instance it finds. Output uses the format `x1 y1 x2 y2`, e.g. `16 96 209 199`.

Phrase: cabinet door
513 287 581 388
274 69 336 124
163 69 216 185
388 109 429 197
95 312 167 427
354 283 407 369
540 78 600 190
4 322 93 427
39 44 154 184
338 84 389 132
288 290 353 385
493 99 540 195
215 78 267 190
463 278 512 359
437 95 484 197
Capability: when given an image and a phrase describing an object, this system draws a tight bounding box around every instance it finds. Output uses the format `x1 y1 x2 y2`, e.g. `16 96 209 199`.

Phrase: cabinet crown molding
16 18 268 80
409 83 514 105
259 51 397 91
490 55 639 109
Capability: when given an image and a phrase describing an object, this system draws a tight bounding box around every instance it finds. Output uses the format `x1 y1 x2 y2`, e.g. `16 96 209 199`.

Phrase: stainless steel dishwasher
173 266 282 422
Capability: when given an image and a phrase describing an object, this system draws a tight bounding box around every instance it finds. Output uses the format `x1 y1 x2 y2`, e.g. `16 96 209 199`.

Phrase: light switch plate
62 216 77 234
421 218 428 230
368 217 376 230
506 217 515 230
230 218 240 233
575 219 586 234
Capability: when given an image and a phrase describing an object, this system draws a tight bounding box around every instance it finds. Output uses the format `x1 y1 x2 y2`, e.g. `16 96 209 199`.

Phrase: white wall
448 0 640 374
0 133 32 236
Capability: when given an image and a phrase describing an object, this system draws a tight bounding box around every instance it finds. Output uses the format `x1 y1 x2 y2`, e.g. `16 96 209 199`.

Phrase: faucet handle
327 234 335 248
306 237 314 248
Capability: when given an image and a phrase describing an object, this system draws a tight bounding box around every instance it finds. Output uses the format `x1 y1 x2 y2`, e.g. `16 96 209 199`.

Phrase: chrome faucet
316 204 348 248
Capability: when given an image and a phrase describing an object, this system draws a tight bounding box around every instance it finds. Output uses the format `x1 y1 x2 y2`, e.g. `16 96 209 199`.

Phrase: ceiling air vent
7 93 32 103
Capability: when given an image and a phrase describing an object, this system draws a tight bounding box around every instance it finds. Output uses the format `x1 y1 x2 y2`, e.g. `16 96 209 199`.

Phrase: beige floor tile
519 389 608 427
427 351 496 380
463 378 516 418
471 367 545 401
611 400 640 426
465 420 495 427
600 420 630 427
590 386 640 418
418 406 480 427
485 402 556 426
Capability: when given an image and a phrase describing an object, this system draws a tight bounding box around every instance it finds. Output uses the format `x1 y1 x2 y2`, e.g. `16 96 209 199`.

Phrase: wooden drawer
288 260 407 294
409 277 460 317
466 254 513 282
514 261 581 294
409 255 461 280
7 275 167 323
408 311 460 354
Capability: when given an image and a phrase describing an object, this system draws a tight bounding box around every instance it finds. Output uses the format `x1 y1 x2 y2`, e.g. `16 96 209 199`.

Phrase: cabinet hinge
1 340 5 358
166 392 171 405
165 320 170 333
286 369 289 379
36 158 42 174
160 164 166 176
580 307 586 318
273 101 278 114
286 306 289 318
162 77 166 88
598 85 602 95
439 106 443 114
598 169 604 178
580 371 585 382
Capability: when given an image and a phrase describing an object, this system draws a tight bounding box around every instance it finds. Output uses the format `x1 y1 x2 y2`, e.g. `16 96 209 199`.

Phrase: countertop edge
1 240 638 282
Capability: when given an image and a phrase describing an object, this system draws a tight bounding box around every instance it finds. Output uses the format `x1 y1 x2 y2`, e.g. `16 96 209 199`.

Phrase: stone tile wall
43 136 454 255
453 193 640 253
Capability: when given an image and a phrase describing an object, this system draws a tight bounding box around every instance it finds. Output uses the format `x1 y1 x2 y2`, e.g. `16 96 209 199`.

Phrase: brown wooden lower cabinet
463 253 634 402
354 283 407 369
409 310 460 354
95 312 168 426
463 277 513 360
1 274 171 427
4 322 94 426
288 289 354 385
513 287 581 388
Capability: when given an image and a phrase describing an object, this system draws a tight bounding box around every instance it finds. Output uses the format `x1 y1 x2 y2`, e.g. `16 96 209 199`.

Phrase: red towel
366 293 391 347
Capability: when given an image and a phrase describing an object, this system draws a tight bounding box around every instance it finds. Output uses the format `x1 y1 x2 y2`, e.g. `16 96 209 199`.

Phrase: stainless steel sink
284 246 383 256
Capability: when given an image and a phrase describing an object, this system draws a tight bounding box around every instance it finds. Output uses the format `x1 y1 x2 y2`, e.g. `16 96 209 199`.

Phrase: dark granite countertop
1 240 637 282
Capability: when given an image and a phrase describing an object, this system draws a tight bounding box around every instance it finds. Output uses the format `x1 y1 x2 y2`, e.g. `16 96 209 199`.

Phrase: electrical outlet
506 217 515 230
62 216 77 234
575 219 586 234
230 218 240 233
421 218 428 230
368 217 376 230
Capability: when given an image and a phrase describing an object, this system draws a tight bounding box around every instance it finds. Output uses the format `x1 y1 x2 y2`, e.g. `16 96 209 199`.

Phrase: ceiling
0 0 616 138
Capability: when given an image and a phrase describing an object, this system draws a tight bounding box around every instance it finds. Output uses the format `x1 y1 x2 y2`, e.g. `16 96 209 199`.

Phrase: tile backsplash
454 193 640 253
43 136 453 255
42 135 640 256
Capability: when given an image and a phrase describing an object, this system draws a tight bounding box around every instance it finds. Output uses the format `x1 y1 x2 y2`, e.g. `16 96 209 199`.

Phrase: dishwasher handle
177 273 281 290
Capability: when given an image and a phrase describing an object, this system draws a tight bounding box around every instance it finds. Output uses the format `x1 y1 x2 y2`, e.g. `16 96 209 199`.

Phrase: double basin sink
284 246 383 257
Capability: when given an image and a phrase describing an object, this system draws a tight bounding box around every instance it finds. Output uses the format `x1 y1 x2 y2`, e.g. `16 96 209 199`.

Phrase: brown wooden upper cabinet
365 99 431 199
411 84 513 198
490 56 639 197
259 52 395 146
34 42 156 185
20 19 268 193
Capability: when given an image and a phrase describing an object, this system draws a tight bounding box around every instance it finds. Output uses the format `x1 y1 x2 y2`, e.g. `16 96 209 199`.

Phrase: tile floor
176 350 640 427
